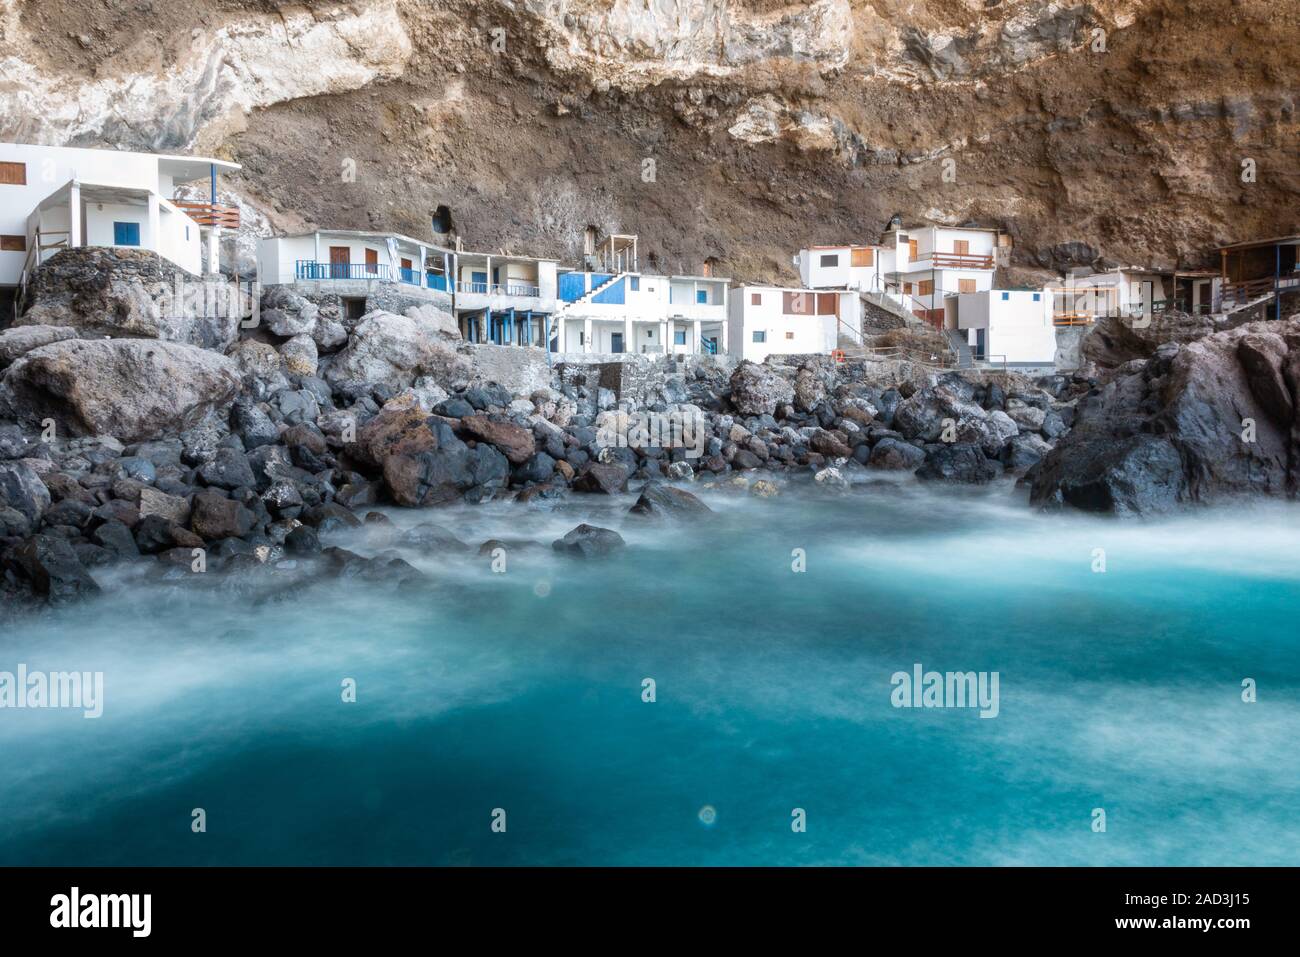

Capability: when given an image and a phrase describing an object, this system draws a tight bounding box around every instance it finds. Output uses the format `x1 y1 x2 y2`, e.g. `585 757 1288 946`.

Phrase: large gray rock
0 339 241 444
325 311 472 389
225 340 290 400
16 247 242 349
1032 318 1300 514
6 534 100 602
894 383 1016 456
729 361 795 416
916 443 999 484
0 325 79 369
260 285 320 339
0 460 51 524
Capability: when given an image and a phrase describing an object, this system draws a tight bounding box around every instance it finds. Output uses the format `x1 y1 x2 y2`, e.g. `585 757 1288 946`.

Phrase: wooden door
329 246 349 278
908 239 918 262
365 248 379 275
851 247 873 267
953 239 970 256
959 278 976 293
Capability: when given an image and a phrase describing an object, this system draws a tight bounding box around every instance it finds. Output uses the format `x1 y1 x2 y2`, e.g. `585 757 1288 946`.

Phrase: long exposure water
1 478 1297 865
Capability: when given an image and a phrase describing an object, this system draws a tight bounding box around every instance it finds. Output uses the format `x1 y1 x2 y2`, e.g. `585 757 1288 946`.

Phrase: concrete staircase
553 272 628 320
946 329 974 369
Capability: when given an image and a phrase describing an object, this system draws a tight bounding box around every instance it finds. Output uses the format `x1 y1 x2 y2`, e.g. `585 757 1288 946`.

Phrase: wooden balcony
926 253 995 269
173 198 240 229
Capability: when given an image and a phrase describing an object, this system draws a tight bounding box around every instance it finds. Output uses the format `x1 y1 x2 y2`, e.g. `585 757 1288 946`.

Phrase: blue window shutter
1001 292 1009 301
696 289 708 304
1033 293 1041 301
630 276 639 291
114 222 140 246
673 330 686 344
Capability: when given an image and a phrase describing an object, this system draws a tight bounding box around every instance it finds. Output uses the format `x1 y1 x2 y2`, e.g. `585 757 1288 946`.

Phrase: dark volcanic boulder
551 523 626 559
197 448 256 490
461 415 535 464
628 482 712 518
190 490 256 540
867 437 926 471
1032 318 1300 514
573 462 630 495
0 461 51 525
6 534 100 602
0 339 241 443
916 444 999 484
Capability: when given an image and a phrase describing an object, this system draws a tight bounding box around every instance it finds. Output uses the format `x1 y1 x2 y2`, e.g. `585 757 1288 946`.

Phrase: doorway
329 246 349 278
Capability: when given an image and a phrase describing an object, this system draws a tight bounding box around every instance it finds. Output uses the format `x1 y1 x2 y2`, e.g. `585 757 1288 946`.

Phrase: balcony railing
924 253 995 269
296 261 390 281
173 199 240 229
456 280 542 297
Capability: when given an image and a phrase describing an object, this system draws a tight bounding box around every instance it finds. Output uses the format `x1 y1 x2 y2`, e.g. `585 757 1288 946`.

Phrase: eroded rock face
1031 318 1300 514
1080 311 1226 370
0 339 241 443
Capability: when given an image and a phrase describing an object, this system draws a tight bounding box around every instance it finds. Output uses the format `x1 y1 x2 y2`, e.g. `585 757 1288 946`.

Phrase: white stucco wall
727 286 850 361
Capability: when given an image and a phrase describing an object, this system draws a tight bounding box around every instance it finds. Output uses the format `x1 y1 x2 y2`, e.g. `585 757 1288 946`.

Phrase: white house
0 143 239 307
878 223 1005 327
259 229 457 325
258 231 561 346
553 269 729 355
727 286 861 362
945 289 1056 367
795 244 890 293
452 248 559 347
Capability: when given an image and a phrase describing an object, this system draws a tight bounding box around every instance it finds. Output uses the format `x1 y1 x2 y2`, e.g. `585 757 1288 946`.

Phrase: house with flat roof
795 244 891 294
1 142 240 315
727 286 861 362
452 248 559 347
944 289 1056 369
547 233 729 355
879 223 1005 328
1043 267 1224 326
257 229 455 321
553 269 729 355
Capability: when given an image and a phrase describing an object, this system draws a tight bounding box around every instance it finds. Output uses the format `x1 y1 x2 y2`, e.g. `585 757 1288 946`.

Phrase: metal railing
295 260 390 281
456 280 542 297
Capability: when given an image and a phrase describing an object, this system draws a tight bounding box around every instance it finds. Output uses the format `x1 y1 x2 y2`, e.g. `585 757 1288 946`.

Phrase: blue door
610 332 624 354
472 271 488 293
113 222 140 246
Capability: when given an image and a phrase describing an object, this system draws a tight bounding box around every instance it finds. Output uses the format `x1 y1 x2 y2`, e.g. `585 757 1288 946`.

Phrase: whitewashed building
1 142 240 310
880 223 1005 327
945 289 1056 367
258 230 562 345
795 244 890 294
553 270 729 355
727 286 861 362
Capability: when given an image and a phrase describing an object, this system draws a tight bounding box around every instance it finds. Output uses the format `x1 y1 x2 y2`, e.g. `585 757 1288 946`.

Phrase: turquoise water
1 479 1297 865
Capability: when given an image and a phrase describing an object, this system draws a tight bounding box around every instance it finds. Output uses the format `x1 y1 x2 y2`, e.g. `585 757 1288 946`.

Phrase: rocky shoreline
2 249 1299 610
